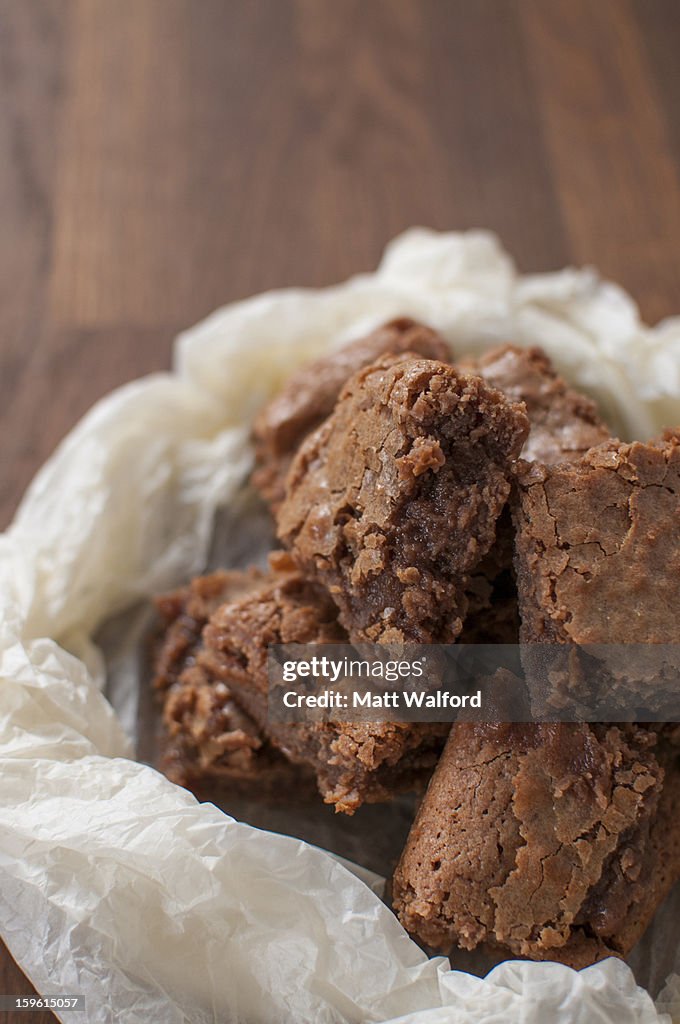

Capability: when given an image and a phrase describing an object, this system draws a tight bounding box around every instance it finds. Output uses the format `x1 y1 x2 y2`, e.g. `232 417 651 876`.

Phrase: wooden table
1 0 679 1018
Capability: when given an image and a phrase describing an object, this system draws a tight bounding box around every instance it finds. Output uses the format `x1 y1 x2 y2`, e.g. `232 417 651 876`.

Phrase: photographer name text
280 688 482 709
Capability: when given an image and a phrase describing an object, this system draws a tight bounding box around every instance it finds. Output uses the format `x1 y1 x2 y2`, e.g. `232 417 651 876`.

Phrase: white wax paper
2 229 679 1023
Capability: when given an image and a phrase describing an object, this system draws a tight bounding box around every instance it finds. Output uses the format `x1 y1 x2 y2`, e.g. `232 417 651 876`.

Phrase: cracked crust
458 345 611 642
277 354 529 643
397 430 680 963
460 345 611 465
512 431 680 644
200 553 449 813
393 720 680 966
252 317 451 512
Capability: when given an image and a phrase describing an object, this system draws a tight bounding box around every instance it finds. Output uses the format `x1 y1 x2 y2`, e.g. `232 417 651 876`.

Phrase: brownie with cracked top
458 345 611 642
277 354 529 643
461 345 611 465
252 318 451 512
512 430 680 717
513 430 680 644
199 552 449 814
393 720 680 966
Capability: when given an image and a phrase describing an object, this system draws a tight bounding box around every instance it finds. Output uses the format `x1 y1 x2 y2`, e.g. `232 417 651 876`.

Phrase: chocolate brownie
513 431 680 645
393 721 680 966
277 355 529 644
462 345 611 465
200 553 449 813
252 317 451 511
153 568 265 693
513 430 680 717
153 566 301 789
161 663 278 788
396 431 680 963
458 345 611 643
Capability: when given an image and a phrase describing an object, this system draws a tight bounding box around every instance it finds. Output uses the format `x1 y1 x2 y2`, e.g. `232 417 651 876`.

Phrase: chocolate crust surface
277 354 529 643
252 318 451 511
458 344 612 642
393 721 680 967
464 345 611 465
512 430 680 644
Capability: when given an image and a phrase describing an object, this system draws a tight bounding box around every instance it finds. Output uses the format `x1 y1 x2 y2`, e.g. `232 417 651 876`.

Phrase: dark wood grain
518 0 680 325
2 0 680 1016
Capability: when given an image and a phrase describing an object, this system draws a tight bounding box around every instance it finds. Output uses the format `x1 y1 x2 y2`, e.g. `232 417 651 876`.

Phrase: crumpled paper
1 229 679 1024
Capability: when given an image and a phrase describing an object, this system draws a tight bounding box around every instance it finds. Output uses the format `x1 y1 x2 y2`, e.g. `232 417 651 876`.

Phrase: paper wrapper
2 229 679 1023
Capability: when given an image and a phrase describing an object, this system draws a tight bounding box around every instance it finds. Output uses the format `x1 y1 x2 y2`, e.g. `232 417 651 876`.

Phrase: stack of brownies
152 317 680 968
